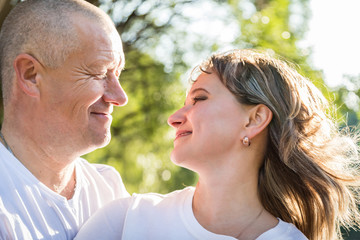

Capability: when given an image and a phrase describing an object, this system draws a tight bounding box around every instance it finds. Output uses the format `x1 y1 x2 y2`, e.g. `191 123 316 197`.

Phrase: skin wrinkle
76 50 123 84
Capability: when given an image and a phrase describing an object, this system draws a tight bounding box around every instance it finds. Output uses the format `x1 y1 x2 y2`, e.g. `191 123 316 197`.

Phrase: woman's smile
175 130 193 141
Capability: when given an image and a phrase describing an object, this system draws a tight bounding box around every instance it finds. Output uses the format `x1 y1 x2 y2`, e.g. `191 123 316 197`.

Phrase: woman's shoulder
257 218 308 240
131 186 195 208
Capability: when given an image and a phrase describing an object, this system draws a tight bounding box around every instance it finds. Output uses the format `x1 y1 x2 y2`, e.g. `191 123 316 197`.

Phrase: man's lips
90 111 112 120
91 112 111 115
90 108 112 115
175 130 192 140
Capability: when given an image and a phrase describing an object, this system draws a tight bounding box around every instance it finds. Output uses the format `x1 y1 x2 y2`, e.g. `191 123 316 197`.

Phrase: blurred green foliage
0 1 359 237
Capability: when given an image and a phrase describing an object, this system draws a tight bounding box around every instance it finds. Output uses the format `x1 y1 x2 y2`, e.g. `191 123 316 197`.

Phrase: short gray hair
0 0 115 103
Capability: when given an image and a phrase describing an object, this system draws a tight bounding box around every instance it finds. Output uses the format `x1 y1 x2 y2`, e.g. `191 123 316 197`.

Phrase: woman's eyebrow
189 87 210 95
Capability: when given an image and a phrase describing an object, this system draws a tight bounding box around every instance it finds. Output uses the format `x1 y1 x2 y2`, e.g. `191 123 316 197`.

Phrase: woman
75 49 360 240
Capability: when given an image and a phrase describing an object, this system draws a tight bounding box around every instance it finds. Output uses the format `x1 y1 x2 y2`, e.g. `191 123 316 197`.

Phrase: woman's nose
167 106 188 128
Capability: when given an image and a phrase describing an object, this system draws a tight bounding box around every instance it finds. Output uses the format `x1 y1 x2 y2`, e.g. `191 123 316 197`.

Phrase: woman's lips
175 130 192 141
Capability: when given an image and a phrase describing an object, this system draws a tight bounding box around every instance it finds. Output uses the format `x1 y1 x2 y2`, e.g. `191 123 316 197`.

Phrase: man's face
38 17 127 155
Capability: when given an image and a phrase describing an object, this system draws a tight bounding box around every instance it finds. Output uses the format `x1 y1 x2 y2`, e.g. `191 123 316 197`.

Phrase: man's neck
1 123 78 200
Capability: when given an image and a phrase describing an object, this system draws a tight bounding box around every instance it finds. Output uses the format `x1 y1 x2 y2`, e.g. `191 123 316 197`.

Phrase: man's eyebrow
88 56 123 70
87 61 108 70
117 62 124 71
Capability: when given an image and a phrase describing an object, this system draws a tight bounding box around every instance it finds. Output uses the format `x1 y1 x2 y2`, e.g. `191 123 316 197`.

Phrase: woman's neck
192 176 277 240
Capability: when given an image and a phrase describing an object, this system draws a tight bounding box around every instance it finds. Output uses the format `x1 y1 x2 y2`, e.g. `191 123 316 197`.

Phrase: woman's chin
170 151 187 167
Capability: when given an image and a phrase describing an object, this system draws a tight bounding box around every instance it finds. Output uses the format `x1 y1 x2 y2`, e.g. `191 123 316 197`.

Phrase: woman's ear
245 104 273 139
13 53 43 97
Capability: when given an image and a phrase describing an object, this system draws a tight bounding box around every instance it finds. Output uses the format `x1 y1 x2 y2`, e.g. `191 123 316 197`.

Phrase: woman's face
168 72 251 172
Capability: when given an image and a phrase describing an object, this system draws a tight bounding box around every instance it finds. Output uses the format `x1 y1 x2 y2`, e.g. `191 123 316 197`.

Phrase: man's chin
86 131 112 151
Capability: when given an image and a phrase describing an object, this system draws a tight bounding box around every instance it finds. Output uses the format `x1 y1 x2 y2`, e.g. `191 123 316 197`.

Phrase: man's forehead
69 13 124 68
73 14 120 40
88 52 124 69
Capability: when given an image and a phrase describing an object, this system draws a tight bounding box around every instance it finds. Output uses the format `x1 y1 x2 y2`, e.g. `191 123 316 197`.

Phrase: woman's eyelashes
192 95 208 105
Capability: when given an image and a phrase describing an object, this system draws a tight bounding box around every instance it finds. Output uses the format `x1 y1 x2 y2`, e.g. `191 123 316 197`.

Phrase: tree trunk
0 0 13 28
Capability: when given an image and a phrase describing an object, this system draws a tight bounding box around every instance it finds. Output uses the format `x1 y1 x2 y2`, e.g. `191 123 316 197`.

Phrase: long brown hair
197 49 360 240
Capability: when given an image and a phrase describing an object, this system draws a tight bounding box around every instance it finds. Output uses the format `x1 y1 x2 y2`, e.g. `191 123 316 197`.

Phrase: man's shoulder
76 158 129 198
77 158 119 175
76 158 122 185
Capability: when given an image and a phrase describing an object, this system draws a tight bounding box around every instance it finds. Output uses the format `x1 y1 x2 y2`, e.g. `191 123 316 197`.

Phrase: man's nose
103 73 128 106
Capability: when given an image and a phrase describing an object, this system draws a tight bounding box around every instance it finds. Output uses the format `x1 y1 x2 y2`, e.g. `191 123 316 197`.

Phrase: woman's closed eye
192 96 207 105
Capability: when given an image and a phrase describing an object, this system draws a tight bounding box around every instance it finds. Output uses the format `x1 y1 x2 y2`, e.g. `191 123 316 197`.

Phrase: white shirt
0 144 129 240
75 187 308 240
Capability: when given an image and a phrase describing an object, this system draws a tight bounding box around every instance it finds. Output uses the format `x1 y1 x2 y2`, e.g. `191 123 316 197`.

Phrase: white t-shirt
75 187 308 240
0 144 129 240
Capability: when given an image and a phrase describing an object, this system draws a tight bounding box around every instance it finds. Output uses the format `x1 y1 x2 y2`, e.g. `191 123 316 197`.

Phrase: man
0 0 129 239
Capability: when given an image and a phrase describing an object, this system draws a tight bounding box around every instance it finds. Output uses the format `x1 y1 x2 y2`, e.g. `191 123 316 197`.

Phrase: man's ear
13 53 43 97
245 104 273 139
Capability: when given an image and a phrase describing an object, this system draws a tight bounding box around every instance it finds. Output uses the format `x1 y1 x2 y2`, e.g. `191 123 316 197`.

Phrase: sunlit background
304 0 360 89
